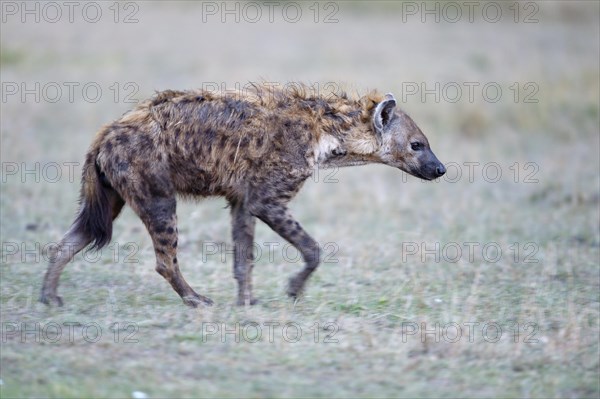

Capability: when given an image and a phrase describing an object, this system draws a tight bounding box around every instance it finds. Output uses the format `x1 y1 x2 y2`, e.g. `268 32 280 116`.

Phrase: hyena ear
372 93 397 135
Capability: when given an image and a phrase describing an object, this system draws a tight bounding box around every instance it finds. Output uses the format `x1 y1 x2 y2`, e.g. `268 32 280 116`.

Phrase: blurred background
1 1 599 397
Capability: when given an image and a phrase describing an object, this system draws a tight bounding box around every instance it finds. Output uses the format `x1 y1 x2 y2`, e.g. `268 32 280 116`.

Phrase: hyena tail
40 137 125 306
73 146 125 251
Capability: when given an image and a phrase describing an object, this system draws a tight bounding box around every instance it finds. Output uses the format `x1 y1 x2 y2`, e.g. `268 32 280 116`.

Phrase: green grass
1 1 599 398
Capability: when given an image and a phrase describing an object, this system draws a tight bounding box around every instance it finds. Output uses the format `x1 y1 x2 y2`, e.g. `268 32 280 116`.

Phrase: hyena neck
316 129 380 168
315 94 383 168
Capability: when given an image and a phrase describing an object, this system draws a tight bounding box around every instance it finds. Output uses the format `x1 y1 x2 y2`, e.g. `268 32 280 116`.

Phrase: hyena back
40 85 446 307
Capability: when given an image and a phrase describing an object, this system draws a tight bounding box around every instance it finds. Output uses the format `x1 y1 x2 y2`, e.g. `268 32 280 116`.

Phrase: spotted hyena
40 84 446 307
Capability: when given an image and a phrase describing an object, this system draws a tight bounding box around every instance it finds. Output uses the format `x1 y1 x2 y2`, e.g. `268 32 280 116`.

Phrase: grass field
1 1 599 398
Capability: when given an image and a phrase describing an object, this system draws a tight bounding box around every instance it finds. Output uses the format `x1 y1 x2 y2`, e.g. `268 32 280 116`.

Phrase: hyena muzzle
40 85 445 307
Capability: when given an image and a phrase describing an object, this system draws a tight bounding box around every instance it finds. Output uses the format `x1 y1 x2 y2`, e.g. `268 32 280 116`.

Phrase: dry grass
1 1 599 398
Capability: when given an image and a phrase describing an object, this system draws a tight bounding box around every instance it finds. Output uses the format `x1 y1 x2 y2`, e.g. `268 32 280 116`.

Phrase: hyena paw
236 297 259 306
183 293 214 307
287 277 306 299
39 292 64 307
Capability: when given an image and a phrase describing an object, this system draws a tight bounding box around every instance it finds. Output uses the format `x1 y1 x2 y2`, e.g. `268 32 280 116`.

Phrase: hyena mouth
405 168 432 181
408 163 446 181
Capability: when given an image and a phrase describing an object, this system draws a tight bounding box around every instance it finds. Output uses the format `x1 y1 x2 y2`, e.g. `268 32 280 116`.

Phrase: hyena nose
436 164 446 177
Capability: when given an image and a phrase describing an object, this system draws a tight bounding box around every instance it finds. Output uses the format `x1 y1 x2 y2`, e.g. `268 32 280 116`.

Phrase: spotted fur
40 84 445 307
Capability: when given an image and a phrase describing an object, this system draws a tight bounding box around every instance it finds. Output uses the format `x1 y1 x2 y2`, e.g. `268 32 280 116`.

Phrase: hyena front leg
127 193 213 307
248 199 321 299
230 200 257 306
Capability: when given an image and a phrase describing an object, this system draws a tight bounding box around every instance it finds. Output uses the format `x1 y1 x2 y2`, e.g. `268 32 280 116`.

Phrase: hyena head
372 93 446 180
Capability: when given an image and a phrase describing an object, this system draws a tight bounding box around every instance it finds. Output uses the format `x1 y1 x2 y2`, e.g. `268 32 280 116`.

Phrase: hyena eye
411 142 422 151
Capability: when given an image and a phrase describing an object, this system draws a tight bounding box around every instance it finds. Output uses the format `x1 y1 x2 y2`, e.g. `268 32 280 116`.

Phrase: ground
1 1 599 398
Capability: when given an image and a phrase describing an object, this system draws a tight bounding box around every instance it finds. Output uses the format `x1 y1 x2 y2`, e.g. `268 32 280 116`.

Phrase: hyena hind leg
128 194 213 307
39 224 92 306
40 195 125 306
